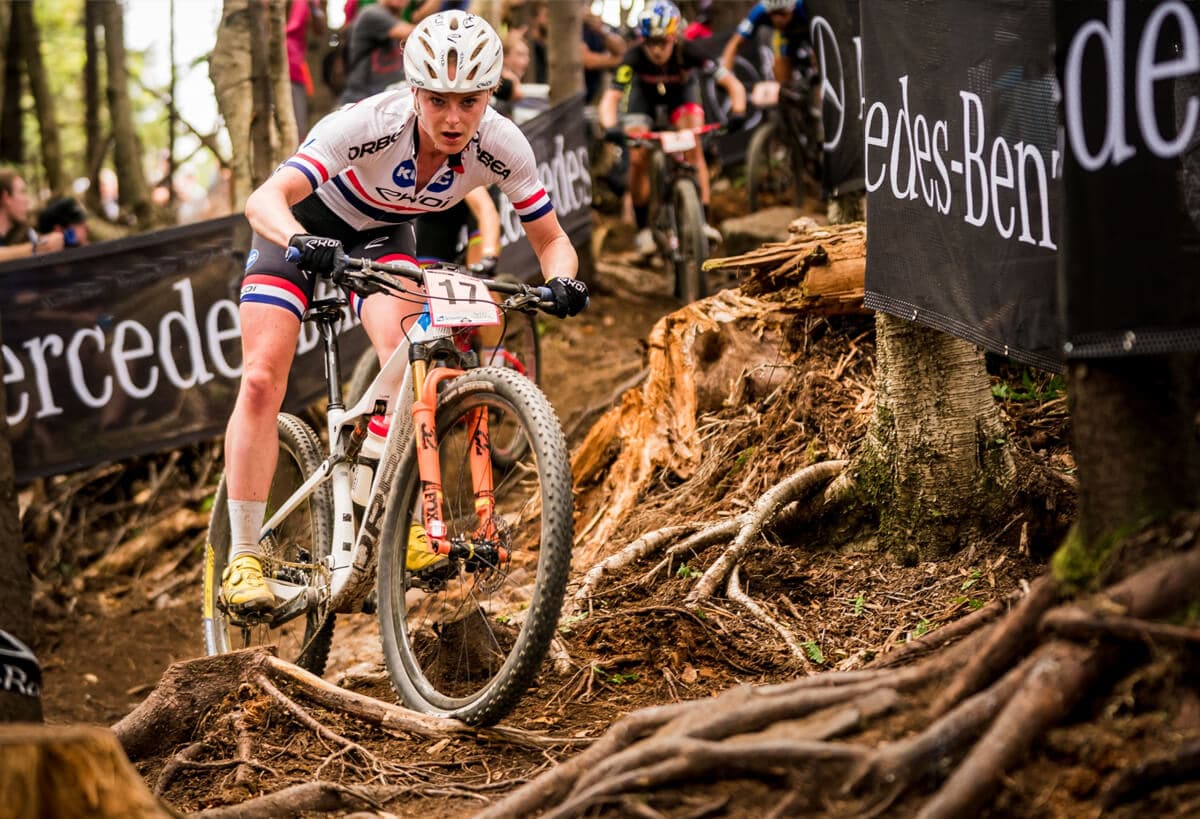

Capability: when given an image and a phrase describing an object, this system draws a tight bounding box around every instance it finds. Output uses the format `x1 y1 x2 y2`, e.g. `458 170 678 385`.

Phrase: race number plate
751 80 780 108
423 268 500 327
659 129 696 153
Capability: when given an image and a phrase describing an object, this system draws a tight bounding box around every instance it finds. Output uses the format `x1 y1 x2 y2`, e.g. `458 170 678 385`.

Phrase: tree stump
0 724 173 818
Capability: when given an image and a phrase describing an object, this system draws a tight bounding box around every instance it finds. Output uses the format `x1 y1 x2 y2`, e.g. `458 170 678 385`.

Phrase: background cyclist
220 10 588 616
720 0 813 85
598 0 746 254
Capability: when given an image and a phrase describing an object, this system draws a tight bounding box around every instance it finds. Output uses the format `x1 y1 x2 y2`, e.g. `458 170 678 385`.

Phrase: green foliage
960 569 981 591
911 618 934 638
802 640 824 664
675 563 697 579
592 667 639 686
199 493 216 513
557 612 588 634
852 592 865 616
992 369 1065 403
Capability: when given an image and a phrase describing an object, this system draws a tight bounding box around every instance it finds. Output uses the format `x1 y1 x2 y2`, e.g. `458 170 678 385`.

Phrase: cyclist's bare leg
675 108 709 205
359 289 423 367
627 144 651 210
224 303 302 506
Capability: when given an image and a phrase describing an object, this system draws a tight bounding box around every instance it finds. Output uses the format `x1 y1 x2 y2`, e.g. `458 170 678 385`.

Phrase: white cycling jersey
282 88 553 230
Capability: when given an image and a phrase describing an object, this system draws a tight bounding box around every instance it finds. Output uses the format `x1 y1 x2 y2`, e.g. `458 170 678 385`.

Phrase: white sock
482 345 506 366
228 499 267 560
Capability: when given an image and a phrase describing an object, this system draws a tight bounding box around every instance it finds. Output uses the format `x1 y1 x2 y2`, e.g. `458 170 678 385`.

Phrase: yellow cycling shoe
221 554 275 615
406 523 448 573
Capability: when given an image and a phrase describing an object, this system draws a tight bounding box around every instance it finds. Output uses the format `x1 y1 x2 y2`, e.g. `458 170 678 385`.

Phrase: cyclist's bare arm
524 212 578 281
720 31 747 73
716 68 748 116
245 167 316 248
464 186 501 261
599 87 623 130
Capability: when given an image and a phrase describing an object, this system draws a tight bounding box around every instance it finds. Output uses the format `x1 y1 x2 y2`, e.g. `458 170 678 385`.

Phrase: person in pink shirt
287 0 326 137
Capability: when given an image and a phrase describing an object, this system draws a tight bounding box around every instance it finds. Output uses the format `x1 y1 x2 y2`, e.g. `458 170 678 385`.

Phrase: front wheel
672 178 709 304
746 118 803 210
203 413 335 674
377 367 574 726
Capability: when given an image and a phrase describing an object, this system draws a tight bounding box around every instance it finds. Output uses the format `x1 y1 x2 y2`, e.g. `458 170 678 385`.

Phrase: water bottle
351 414 389 506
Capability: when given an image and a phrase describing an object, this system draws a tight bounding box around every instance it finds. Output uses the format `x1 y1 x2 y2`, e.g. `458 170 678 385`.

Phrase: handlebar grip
284 246 300 264
534 286 554 302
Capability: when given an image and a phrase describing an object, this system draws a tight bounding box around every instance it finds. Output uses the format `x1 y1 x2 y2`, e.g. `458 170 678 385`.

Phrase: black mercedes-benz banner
497 92 592 279
807 0 865 196
1056 1 1200 358
861 0 1063 371
0 216 369 482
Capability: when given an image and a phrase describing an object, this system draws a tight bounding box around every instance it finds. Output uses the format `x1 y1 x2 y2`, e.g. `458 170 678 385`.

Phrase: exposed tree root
727 564 813 669
483 541 1200 818
1100 738 1200 808
686 460 847 604
190 781 397 818
569 524 700 615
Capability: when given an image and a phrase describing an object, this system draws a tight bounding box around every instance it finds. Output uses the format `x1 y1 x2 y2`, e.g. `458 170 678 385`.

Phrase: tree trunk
14 0 63 194
211 0 261 209
100 0 153 225
0 0 10 148
856 314 1016 563
84 0 105 215
1 2 23 167
546 0 581 105
1056 354 1200 582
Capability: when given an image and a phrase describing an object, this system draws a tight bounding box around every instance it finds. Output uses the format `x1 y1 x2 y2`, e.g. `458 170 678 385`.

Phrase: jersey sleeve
280 103 382 191
736 5 767 39
490 119 553 223
611 47 640 91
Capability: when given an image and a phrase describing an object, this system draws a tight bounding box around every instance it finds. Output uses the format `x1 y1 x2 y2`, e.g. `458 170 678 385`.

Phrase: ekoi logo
245 249 259 271
427 168 456 194
393 159 416 187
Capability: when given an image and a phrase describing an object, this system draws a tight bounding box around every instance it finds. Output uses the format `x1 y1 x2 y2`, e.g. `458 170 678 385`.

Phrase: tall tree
212 0 292 209
13 0 64 194
83 0 105 215
546 0 582 105
1 2 22 166
99 0 152 224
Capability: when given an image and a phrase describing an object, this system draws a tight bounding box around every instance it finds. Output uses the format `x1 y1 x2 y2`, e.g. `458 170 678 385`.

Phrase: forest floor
25 191 1197 818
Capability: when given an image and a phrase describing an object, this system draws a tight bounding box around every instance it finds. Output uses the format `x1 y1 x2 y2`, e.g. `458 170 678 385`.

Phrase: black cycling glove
546 276 589 318
468 255 499 277
725 113 747 132
288 234 344 275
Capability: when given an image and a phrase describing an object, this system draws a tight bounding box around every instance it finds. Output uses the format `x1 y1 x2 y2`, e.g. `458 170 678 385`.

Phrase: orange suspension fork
411 364 498 554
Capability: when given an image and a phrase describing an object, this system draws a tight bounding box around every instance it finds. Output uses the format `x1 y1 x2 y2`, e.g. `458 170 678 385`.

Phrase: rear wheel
377 367 573 726
746 117 804 210
672 178 709 304
203 413 335 674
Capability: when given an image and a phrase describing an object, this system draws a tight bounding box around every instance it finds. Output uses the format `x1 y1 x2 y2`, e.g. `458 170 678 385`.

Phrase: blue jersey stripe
240 293 305 320
518 201 555 223
331 177 417 224
283 160 319 190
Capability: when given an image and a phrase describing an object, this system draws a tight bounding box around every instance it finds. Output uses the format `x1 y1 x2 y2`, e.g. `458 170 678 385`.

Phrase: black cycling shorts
240 193 417 321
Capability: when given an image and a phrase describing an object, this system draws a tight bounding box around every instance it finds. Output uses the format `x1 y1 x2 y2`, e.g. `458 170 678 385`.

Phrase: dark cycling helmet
639 0 681 39
36 197 87 233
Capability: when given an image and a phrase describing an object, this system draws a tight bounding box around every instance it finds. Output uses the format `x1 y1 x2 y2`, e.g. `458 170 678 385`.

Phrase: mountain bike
202 255 574 726
626 123 721 304
745 81 823 211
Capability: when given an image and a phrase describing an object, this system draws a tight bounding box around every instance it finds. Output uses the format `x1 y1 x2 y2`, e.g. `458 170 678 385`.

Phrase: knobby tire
203 413 335 674
672 178 709 304
376 367 573 726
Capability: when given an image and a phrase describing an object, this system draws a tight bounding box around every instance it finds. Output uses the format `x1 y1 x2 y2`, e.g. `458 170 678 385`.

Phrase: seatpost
305 298 349 410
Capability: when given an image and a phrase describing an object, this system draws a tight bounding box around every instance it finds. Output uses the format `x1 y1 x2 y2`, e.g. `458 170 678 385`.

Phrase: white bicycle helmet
404 10 504 93
762 0 795 12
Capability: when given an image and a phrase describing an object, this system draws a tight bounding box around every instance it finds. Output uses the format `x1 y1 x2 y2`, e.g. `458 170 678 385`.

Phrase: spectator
523 1 549 84
337 0 413 104
492 30 529 117
581 5 625 103
0 168 65 262
287 0 326 137
35 197 89 248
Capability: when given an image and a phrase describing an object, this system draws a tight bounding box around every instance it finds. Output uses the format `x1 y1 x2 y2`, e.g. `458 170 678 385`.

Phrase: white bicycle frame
257 283 453 616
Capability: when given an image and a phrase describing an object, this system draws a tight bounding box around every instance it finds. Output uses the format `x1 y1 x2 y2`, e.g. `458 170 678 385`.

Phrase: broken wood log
703 220 866 315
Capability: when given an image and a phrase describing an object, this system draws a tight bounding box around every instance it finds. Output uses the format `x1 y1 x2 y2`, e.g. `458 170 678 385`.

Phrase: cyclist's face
1 176 29 224
768 8 791 29
416 89 492 154
643 37 673 66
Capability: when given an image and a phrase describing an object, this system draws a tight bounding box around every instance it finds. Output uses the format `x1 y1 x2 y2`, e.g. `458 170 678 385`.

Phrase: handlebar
283 247 557 313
